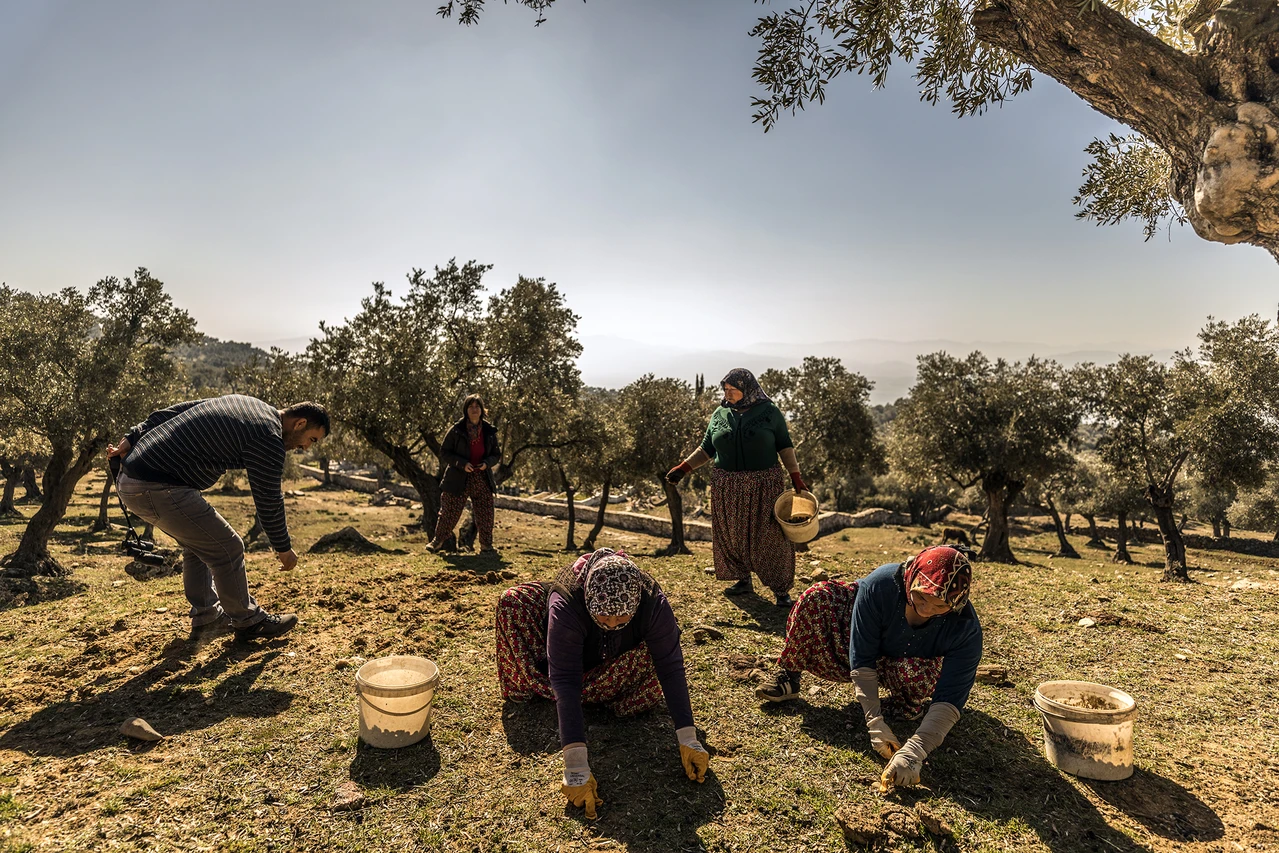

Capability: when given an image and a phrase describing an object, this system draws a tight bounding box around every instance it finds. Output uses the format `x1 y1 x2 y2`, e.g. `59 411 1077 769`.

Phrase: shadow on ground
759 700 1203 852
504 700 725 853
0 636 294 758
349 736 441 791
1084 769 1224 844
0 575 87 611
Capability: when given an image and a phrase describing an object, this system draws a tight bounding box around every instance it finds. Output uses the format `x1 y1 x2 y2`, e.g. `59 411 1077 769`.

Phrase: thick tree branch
972 0 1225 169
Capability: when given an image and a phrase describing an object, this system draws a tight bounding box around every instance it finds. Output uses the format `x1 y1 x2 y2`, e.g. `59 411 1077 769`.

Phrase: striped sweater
123 395 291 552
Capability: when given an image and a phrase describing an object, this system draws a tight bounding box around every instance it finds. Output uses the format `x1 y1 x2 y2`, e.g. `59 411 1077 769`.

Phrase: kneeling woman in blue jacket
495 548 709 817
756 545 982 787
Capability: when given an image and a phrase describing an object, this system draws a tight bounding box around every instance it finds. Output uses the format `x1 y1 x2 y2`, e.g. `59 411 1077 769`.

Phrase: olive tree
308 261 582 528
1087 315 1279 580
760 357 885 511
444 0 1279 260
0 272 197 576
618 375 704 556
890 353 1081 563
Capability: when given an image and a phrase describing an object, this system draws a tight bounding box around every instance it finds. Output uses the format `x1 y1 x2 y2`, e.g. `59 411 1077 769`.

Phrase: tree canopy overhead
440 0 1279 259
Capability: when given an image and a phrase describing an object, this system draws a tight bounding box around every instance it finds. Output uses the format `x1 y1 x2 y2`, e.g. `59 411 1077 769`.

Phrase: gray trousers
116 472 265 628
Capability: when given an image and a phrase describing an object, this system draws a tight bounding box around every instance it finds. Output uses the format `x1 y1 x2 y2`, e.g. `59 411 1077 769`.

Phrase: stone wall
298 465 912 542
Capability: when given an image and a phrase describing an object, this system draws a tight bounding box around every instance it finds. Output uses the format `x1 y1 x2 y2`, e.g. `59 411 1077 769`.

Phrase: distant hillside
171 335 270 390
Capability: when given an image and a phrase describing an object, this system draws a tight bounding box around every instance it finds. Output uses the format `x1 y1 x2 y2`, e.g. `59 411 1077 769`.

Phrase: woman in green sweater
667 368 807 608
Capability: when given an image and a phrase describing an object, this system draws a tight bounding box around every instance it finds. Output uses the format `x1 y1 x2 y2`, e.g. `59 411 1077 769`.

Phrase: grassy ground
1 474 1277 852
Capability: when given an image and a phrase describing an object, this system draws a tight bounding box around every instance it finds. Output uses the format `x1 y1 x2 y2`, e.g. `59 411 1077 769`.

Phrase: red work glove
790 471 808 492
666 461 692 484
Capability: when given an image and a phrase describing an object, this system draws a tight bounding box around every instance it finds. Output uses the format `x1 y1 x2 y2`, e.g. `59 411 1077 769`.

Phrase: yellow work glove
879 702 961 789
676 726 709 783
866 715 901 760
561 744 602 819
561 774 602 819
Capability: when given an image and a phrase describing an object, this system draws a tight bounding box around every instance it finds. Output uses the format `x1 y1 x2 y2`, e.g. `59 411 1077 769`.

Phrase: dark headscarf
719 368 771 412
902 545 973 612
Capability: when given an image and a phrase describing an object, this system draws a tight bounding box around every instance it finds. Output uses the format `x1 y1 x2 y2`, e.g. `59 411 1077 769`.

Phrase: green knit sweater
700 402 794 472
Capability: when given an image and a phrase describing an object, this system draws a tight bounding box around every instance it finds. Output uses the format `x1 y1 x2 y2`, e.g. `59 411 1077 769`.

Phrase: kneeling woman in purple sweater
495 548 709 818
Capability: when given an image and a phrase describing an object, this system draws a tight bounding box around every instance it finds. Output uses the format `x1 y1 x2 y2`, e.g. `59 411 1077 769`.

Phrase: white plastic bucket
1033 680 1137 781
355 656 439 749
774 489 820 544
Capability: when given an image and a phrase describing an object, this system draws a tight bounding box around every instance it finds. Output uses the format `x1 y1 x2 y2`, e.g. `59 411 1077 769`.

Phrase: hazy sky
1 0 1274 360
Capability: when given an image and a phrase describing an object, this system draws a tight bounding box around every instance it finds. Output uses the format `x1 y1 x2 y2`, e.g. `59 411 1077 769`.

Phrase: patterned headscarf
902 545 973 612
720 368 772 412
554 548 647 629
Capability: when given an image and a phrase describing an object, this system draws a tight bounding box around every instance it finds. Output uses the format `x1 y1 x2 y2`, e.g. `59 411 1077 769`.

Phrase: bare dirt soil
1 475 1277 852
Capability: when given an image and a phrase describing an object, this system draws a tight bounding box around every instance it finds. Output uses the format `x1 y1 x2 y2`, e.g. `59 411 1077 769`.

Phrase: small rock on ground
331 781 366 812
120 717 165 742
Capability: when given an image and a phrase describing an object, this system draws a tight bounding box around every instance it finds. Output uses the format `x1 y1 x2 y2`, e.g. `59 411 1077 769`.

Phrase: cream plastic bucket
774 489 820 544
1033 680 1137 781
355 656 439 749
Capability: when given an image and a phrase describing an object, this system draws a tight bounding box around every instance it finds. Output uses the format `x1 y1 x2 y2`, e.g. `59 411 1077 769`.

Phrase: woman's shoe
755 670 801 702
774 592 795 608
425 540 442 554
724 578 753 596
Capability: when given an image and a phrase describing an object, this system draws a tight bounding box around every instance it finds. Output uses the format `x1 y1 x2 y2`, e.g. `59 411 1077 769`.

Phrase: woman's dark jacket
439 419 500 495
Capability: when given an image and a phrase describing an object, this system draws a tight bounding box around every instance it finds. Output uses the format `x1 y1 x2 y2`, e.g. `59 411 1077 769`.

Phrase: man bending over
107 395 329 641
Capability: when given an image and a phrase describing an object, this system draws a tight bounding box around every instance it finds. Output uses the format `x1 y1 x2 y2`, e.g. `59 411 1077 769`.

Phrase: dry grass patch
0 476 1276 851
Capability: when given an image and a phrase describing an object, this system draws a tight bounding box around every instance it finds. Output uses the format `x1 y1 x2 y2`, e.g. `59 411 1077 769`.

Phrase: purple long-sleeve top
546 584 695 747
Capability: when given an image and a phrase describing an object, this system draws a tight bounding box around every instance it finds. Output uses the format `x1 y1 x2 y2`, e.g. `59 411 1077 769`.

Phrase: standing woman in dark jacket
666 368 808 608
427 394 501 554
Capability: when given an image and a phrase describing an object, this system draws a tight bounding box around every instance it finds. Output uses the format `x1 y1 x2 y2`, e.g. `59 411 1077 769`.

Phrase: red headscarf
902 545 972 611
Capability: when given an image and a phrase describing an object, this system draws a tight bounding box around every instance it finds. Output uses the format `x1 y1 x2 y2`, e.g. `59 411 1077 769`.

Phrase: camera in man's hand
122 537 166 566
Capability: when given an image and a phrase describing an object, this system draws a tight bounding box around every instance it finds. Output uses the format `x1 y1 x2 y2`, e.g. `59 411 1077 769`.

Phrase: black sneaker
774 592 795 609
724 579 753 596
234 612 298 641
755 670 802 702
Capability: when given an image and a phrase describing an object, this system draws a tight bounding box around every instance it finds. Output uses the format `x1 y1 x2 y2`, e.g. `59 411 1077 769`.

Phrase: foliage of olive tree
308 261 582 527
1086 315 1279 580
0 272 198 576
759 357 885 511
1231 468 1279 540
617 375 704 556
890 353 1081 563
443 0 1279 259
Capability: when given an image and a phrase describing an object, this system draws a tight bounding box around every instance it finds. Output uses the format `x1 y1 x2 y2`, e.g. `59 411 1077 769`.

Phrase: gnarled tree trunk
978 474 1023 564
583 472 611 552
0 464 21 518
1112 510 1134 564
1083 513 1108 549
21 466 41 502
1147 484 1190 581
656 474 690 556
2 442 100 577
92 476 112 532
1045 495 1081 559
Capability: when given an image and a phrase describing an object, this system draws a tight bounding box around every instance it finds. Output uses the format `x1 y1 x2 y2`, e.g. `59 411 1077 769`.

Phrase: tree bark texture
557 462 577 552
92 477 112 532
0 465 20 518
1045 496 1081 558
1083 513 1109 549
656 475 690 556
978 475 1023 563
1112 510 1134 564
2 442 98 577
21 467 41 501
972 0 1279 257
583 473 611 552
1147 484 1191 581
